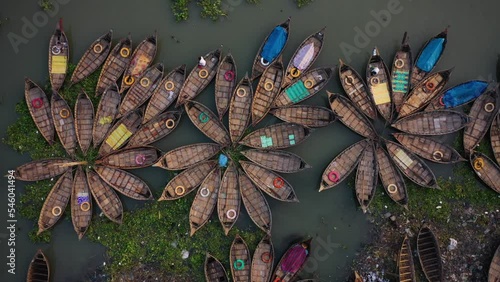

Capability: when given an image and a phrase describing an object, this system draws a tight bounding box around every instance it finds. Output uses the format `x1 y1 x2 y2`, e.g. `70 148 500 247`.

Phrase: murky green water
1 0 499 281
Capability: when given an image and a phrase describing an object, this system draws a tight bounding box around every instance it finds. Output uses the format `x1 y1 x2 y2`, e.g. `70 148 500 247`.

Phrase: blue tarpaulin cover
218 154 228 167
442 80 488 108
260 26 288 63
416 38 445 72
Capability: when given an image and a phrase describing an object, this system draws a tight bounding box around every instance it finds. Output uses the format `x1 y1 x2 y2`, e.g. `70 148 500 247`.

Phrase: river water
0 0 499 281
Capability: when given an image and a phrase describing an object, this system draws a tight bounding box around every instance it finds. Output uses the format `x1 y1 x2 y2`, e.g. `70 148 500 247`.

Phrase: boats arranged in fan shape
252 57 284 126
74 90 94 154
27 249 50 282
271 238 312 282
239 122 311 150
229 75 253 143
355 141 378 213
391 32 412 114
470 151 500 194
239 170 272 234
71 166 92 240
230 235 251 281
25 78 54 145
328 92 377 139
217 162 240 235
375 144 409 208
154 143 222 171
95 165 153 200
366 47 393 121
215 53 238 120
51 91 77 156
189 167 220 236
14 158 73 181
392 110 470 136
204 253 229 282
126 111 182 147
120 32 157 93
95 35 132 96
98 108 143 157
184 100 231 146
425 80 488 111
410 28 448 87
393 133 465 164
48 19 69 91
251 234 274 282
38 170 72 234
92 84 121 148
417 223 443 282
96 146 161 169
240 149 310 173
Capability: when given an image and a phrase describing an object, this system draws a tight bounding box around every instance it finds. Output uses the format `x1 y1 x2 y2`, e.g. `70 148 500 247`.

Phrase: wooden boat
48 19 68 91
70 30 113 85
355 141 378 213
463 89 498 155
393 110 470 136
240 160 298 202
217 163 240 235
119 63 164 116
94 165 153 200
411 28 448 87
398 236 416 282
354 271 363 282
120 33 157 93
38 170 72 234
87 169 123 224
205 253 229 282
271 238 312 282
391 32 412 114
126 111 182 147
189 167 220 236
339 59 377 119
143 64 186 123
239 123 311 150
328 92 377 139
215 54 237 120
92 84 121 148
175 48 222 107
273 67 334 107
14 158 73 181
417 223 443 282
252 57 284 126
491 113 500 166
159 160 217 201
153 143 221 171
489 244 500 282
375 144 408 208
398 69 453 118
51 91 77 156
239 170 272 234
241 149 310 173
230 234 251 281
251 17 291 80
71 167 92 239
184 100 231 146
27 249 50 282
229 75 253 143
282 27 326 88
95 35 132 96
96 146 161 169
98 109 143 157
366 47 393 121
393 133 465 164
74 90 94 154
251 234 274 282
424 80 489 111
319 139 369 192
25 78 55 145
470 151 500 194
270 105 336 128
385 140 439 189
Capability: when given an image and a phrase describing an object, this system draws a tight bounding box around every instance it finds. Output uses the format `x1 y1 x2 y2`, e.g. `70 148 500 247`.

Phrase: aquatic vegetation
198 0 227 21
295 0 314 8
171 0 191 21
38 0 54 12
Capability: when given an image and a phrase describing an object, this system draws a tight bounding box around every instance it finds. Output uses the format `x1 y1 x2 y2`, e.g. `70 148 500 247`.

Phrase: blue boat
410 28 448 87
425 80 488 111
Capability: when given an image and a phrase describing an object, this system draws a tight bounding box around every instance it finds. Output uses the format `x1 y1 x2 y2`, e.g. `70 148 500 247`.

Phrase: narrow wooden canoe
489 244 500 282
75 90 94 154
411 28 448 87
144 64 186 123
189 167 220 236
273 67 334 107
271 105 336 128
70 30 113 85
159 160 217 201
393 110 470 136
176 48 222 107
92 84 121 148
251 17 291 80
153 143 221 171
229 75 253 143
239 170 272 234
94 165 153 200
95 35 132 96
87 169 123 224
398 69 453 118
184 100 231 146
239 123 311 150
491 113 500 166
366 47 393 121
271 238 312 282
14 158 73 181
251 234 274 282
241 149 310 173
27 249 50 282
393 133 465 164
25 78 54 145
240 160 298 202
470 151 500 194
71 167 92 239
51 91 77 156
320 139 369 191
119 63 164 116
217 163 240 235
339 59 377 120
38 170 72 234
98 109 143 157
328 92 377 139
252 57 284 126
399 236 416 282
215 54 238 120
127 111 181 147
391 32 412 114
355 141 378 213
230 234 251 281
49 19 68 91
282 27 326 88
425 80 489 111
205 253 229 282
385 140 439 189
96 146 161 169
375 144 408 209
120 33 157 93
417 224 443 282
